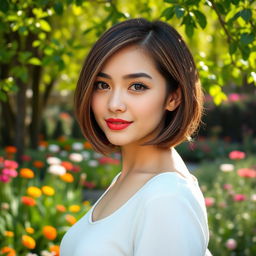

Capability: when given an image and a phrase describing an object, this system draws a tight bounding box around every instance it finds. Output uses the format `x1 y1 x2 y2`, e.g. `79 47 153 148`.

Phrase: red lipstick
105 118 133 130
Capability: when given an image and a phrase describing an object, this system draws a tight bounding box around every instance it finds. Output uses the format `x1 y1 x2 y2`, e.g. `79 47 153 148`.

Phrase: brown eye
94 81 109 90
130 83 149 91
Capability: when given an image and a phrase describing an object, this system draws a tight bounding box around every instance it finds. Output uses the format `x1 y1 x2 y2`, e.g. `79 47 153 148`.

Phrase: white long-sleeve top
60 171 212 256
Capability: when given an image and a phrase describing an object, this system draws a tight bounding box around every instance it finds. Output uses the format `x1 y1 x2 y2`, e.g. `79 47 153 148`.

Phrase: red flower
229 150 246 160
82 181 96 189
98 157 120 165
204 197 215 207
233 194 246 202
237 168 256 178
61 161 73 171
21 196 36 206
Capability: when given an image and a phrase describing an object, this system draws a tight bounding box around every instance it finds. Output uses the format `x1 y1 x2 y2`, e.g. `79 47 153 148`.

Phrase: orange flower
65 214 77 225
41 186 55 196
64 144 71 151
20 168 34 179
21 235 36 249
42 226 57 240
61 161 73 171
0 247 16 256
84 141 93 149
25 227 34 234
27 186 42 198
56 204 66 212
60 173 74 183
49 245 60 256
83 200 90 206
69 205 81 213
39 140 48 147
33 160 44 168
21 196 36 206
4 231 14 237
4 146 17 154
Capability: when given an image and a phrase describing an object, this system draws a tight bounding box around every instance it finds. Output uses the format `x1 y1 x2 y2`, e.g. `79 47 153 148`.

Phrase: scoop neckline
88 171 197 225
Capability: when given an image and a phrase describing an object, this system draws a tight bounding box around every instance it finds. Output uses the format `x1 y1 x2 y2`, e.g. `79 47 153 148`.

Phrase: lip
105 118 133 131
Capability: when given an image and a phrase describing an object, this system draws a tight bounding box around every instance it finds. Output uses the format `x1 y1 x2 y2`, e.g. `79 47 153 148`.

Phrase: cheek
91 94 102 116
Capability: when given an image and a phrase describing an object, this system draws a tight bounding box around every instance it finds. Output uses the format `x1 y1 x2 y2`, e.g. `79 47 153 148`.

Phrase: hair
74 18 203 156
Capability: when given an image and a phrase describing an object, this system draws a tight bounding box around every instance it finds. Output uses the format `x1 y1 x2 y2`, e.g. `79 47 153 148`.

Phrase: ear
165 87 182 111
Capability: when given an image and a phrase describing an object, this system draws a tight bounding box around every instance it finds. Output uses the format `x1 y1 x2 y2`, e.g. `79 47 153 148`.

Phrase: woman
60 18 211 255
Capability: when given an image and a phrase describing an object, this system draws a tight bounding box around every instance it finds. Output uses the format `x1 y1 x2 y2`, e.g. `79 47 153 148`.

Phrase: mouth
105 120 133 130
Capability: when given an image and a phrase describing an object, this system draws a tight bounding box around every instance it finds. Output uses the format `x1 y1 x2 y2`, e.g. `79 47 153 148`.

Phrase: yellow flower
42 226 57 240
27 186 42 198
69 205 81 213
25 227 34 234
65 214 77 225
60 173 74 183
4 231 14 237
0 246 16 256
41 186 55 196
21 235 36 249
20 168 34 179
83 200 90 206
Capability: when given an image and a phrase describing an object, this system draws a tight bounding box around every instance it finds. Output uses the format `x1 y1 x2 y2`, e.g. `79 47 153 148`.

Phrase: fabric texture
60 171 211 256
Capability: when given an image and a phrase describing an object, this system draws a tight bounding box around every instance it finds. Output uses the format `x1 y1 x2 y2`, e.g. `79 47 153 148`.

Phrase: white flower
88 159 98 167
225 238 237 250
69 153 83 162
81 151 90 160
251 194 256 201
48 165 66 176
47 157 61 165
40 251 55 256
26 253 38 256
38 145 46 151
220 163 234 172
72 142 84 151
93 152 103 159
60 150 68 157
48 144 60 153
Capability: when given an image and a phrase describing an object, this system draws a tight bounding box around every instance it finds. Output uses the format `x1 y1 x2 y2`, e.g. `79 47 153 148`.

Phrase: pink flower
0 174 11 183
228 93 240 102
21 155 32 161
99 157 120 165
233 194 246 202
4 160 18 169
218 202 227 208
237 168 256 178
204 197 215 207
223 184 233 190
229 150 245 160
225 238 237 250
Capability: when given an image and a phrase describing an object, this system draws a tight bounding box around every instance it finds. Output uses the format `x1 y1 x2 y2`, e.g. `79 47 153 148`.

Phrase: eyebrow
97 72 152 80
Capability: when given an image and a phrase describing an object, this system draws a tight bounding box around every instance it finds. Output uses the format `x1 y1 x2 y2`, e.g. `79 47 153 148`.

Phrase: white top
60 171 212 256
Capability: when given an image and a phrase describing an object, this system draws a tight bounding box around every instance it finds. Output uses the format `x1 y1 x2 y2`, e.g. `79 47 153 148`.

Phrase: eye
94 81 109 90
129 83 149 91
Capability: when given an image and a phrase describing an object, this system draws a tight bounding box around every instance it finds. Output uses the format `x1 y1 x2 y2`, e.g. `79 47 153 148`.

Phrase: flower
49 245 60 256
0 174 10 183
204 197 215 207
233 194 246 202
4 160 18 169
251 194 256 201
65 214 77 225
69 153 83 162
48 165 66 176
99 157 120 165
82 180 96 189
33 160 44 168
72 142 84 151
81 151 90 160
219 163 234 172
4 146 17 154
84 141 93 149
0 246 16 256
21 155 32 162
25 227 35 234
47 157 61 165
56 204 66 212
225 238 237 250
61 161 73 171
42 226 57 240
21 196 36 206
60 173 74 183
237 168 256 178
20 168 34 179
2 169 18 177
229 150 246 160
4 231 14 237
22 235 36 249
41 186 55 196
88 160 98 167
223 184 233 190
27 186 42 198
69 205 81 213
48 144 60 153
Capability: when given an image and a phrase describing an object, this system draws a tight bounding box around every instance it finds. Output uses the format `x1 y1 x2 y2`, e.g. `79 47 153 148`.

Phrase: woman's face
91 45 173 148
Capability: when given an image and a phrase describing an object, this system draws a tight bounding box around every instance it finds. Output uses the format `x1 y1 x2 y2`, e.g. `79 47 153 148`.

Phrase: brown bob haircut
74 18 203 156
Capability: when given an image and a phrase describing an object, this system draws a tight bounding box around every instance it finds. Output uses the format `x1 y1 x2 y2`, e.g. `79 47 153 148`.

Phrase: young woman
60 18 211 255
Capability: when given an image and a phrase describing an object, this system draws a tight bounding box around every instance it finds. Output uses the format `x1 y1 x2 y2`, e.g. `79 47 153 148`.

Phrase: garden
0 0 255 256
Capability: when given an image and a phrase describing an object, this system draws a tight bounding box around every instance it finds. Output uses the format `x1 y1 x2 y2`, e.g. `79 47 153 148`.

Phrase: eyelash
93 81 149 92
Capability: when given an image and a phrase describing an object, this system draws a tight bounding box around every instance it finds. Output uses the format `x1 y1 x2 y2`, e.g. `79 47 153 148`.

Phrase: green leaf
28 57 42 65
39 19 51 32
54 2 64 15
175 6 185 18
240 45 250 60
193 10 207 29
240 9 252 22
185 23 194 37
161 7 175 20
229 41 237 54
164 0 178 3
215 3 226 15
240 33 254 45
0 91 7 101
0 0 9 13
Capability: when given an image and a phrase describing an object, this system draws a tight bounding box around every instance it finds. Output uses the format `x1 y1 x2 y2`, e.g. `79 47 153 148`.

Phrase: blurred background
0 0 255 255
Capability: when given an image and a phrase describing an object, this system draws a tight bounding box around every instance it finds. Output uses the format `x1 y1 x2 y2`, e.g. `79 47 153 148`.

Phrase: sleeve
133 193 209 256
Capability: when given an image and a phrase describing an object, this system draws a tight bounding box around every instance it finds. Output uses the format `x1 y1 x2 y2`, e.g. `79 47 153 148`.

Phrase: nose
108 90 126 113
